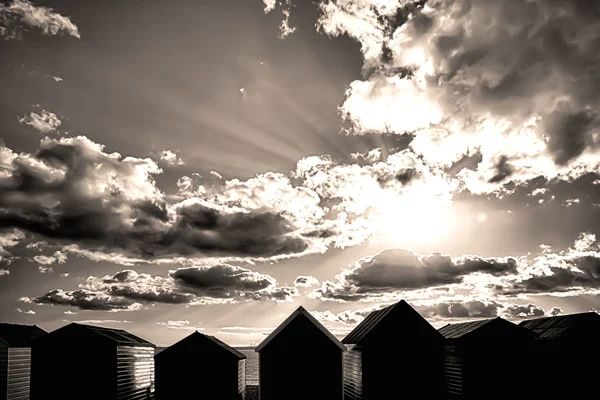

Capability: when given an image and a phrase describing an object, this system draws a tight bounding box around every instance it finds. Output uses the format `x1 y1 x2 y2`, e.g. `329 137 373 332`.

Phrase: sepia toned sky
1 0 600 347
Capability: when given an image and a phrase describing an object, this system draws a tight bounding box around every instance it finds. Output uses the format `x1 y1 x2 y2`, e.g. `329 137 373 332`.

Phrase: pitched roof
156 331 245 359
519 312 600 339
342 300 435 345
0 323 47 347
255 306 346 352
49 323 155 347
438 318 497 339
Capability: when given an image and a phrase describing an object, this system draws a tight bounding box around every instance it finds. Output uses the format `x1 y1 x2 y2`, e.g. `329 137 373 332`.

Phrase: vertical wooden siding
0 345 7 400
443 344 463 397
343 344 362 400
6 348 31 400
238 359 246 400
116 346 155 400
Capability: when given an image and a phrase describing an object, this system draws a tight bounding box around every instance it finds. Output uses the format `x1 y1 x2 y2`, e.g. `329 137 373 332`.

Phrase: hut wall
443 344 464 398
342 344 362 400
237 359 246 399
259 317 343 400
6 348 32 400
0 344 7 400
155 346 240 400
31 338 115 400
116 346 154 400
460 337 530 398
360 338 445 400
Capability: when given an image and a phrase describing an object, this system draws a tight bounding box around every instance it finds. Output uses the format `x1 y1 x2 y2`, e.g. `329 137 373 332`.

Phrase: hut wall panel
443 344 463 397
6 348 31 400
342 344 362 400
0 345 7 400
116 346 154 400
238 359 246 399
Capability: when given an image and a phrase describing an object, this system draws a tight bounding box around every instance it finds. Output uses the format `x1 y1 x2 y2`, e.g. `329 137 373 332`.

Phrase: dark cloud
341 248 516 291
23 264 298 311
502 255 600 295
0 137 309 261
419 300 500 319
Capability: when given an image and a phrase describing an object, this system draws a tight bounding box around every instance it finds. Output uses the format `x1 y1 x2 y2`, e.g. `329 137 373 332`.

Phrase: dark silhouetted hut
256 306 346 400
0 323 46 400
31 323 155 400
154 331 247 400
519 312 600 398
438 317 536 398
341 300 445 400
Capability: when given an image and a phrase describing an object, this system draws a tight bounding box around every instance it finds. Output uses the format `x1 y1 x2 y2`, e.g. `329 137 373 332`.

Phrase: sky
1 0 600 347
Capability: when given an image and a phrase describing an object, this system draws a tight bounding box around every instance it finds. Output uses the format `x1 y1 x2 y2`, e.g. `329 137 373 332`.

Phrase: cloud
156 320 205 331
495 233 600 296
313 233 600 302
16 308 35 314
53 76 63 82
24 264 299 311
33 251 66 265
312 248 517 301
0 135 464 265
18 110 61 133
38 265 53 274
217 326 274 336
0 136 315 263
309 0 600 195
0 229 25 265
65 319 132 324
155 150 184 166
263 0 276 13
294 275 320 288
0 269 9 276
0 0 80 39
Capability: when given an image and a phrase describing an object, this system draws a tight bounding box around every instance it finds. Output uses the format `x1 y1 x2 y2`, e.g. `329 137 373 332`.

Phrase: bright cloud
18 110 61 133
0 0 79 39
309 0 600 196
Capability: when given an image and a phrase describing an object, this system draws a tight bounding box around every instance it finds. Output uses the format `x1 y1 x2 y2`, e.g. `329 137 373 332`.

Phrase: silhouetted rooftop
255 306 345 352
519 312 600 339
0 323 46 347
59 323 155 347
157 331 246 359
438 318 498 339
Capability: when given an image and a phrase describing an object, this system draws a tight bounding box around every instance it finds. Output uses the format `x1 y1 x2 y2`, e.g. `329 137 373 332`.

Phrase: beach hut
0 323 46 400
154 331 247 400
341 300 445 400
256 306 346 400
519 312 600 397
438 317 535 398
31 323 155 400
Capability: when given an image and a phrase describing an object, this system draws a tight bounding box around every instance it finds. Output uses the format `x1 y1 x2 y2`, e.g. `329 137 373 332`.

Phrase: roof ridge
256 306 345 352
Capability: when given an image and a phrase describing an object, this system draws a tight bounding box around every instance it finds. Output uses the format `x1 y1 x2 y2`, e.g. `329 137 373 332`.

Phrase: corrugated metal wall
0 345 7 400
343 344 362 400
116 346 155 400
6 348 31 400
443 344 463 397
238 359 246 400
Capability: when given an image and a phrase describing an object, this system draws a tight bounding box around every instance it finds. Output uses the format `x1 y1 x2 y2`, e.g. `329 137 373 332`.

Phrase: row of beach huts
1 300 598 400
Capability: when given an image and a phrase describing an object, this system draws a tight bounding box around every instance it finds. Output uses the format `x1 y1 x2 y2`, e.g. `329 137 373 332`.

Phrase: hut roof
0 323 47 347
156 331 246 360
255 306 345 352
342 300 437 344
519 312 600 339
438 318 500 339
43 323 155 347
